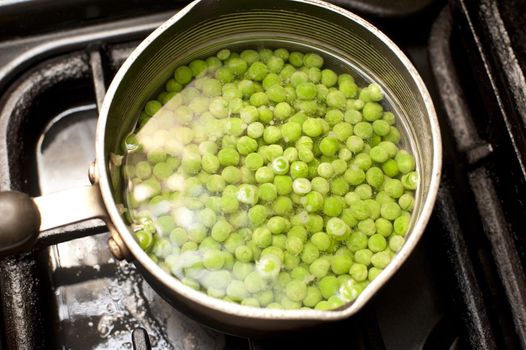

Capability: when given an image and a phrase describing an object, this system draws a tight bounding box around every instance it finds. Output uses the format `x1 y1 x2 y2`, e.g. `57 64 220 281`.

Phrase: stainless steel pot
0 0 441 336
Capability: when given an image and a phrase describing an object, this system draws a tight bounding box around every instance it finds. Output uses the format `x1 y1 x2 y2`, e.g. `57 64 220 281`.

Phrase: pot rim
96 0 442 321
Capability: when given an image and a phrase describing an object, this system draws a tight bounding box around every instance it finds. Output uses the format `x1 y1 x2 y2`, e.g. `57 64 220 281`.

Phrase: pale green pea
323 196 344 217
382 159 399 177
384 178 404 199
354 249 373 265
311 177 330 194
308 67 322 83
347 231 368 252
289 51 304 67
302 191 324 212
401 172 419 190
301 242 320 264
399 193 415 211
281 121 302 142
298 148 314 163
292 178 312 194
273 196 293 215
319 137 340 157
306 214 324 233
263 126 282 144
245 153 264 171
381 202 402 220
384 126 401 144
296 82 317 100
375 218 393 237
256 254 282 280
236 136 258 155
389 235 405 252
282 147 298 163
354 153 372 170
362 102 383 121
350 263 368 282
317 162 334 179
330 177 349 196
326 90 346 109
174 66 192 85
339 79 359 98
346 135 364 153
274 175 293 195
249 91 269 107
354 122 373 139
318 275 339 299
371 251 390 268
321 69 338 87
258 183 278 202
248 62 268 81
331 159 347 176
288 226 308 243
285 236 303 255
252 227 272 248
394 215 410 236
331 254 353 275
267 216 290 234
309 257 331 278
248 205 268 226
222 166 241 184
240 49 259 64
326 217 348 237
258 48 273 63
255 166 275 183
302 118 323 137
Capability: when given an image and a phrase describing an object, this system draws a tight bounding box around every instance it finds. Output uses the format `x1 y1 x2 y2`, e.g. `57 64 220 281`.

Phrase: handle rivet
88 161 97 184
108 237 125 261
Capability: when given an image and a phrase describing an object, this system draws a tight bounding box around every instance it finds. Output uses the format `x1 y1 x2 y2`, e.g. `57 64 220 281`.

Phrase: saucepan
0 0 441 336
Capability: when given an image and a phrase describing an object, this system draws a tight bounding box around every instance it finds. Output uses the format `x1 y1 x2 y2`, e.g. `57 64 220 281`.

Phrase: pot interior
100 0 439 318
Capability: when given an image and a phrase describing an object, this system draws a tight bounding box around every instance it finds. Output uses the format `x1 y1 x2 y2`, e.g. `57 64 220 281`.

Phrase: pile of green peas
122 47 418 311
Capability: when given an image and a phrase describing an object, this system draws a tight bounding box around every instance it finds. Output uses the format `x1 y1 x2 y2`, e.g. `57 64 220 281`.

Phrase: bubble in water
97 315 114 338
110 286 121 301
106 302 117 314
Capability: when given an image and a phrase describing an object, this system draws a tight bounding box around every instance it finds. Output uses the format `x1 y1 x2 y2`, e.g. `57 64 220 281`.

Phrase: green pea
389 235 405 252
401 171 419 190
318 276 339 299
331 254 353 275
246 61 267 81
281 121 302 142
126 47 421 310
255 166 275 184
319 137 340 157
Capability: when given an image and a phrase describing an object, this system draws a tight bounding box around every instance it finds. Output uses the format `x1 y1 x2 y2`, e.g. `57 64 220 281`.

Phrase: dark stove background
1 0 526 349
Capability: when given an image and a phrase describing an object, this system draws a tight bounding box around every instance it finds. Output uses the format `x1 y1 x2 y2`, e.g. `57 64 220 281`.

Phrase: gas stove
1 0 526 349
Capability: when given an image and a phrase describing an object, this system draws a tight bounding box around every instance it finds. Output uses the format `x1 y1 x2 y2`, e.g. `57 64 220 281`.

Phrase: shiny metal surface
95 0 442 334
33 185 107 231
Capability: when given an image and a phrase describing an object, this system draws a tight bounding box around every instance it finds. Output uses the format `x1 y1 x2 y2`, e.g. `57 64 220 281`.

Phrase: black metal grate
1 0 526 349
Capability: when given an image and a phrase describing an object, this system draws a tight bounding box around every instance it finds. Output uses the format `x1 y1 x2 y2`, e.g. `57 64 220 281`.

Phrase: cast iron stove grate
0 0 525 349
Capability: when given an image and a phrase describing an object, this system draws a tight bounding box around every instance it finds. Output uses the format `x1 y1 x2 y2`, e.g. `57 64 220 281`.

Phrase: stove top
1 0 526 349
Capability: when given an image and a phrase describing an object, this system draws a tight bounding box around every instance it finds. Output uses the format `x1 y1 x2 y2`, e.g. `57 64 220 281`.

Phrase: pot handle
0 185 107 258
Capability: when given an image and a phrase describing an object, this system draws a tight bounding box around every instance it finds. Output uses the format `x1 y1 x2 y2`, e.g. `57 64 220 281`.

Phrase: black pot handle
0 185 107 258
0 191 41 257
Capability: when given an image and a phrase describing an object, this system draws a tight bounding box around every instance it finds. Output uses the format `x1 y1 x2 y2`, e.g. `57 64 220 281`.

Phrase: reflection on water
37 105 225 349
